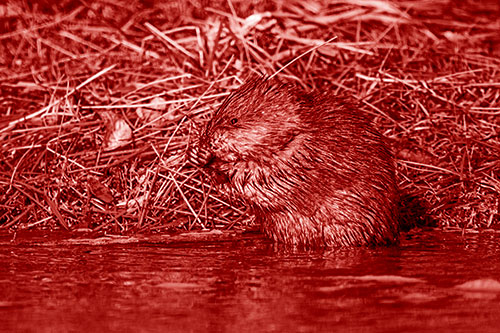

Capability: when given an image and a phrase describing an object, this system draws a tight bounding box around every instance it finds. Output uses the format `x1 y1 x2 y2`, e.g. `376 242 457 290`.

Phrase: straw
1 0 498 232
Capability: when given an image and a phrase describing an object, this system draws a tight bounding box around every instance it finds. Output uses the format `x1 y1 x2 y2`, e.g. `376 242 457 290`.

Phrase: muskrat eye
230 118 238 125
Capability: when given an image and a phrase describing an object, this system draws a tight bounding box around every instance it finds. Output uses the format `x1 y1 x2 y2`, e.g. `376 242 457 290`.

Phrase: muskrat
188 76 400 247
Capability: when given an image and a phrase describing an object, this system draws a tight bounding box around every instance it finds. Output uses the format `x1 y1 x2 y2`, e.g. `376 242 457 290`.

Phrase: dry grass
1 0 499 234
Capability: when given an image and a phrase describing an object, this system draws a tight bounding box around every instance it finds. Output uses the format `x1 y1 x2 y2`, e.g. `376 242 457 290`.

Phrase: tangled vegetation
1 0 499 234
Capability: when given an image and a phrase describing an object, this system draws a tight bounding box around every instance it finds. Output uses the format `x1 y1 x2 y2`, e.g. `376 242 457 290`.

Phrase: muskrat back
189 76 399 248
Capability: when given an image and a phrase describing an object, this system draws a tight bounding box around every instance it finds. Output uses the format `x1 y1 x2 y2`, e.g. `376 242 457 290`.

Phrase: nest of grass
1 0 499 233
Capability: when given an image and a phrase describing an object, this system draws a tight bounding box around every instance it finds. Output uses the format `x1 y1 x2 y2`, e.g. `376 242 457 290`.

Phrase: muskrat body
190 77 399 247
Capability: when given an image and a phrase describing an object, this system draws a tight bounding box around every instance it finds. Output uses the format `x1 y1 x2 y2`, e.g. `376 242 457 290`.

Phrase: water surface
1 230 500 332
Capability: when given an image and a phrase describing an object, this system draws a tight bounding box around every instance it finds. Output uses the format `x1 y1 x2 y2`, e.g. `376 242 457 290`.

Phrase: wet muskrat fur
189 76 399 248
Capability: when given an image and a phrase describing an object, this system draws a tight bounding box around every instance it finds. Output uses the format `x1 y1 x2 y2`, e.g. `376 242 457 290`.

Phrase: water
1 230 500 332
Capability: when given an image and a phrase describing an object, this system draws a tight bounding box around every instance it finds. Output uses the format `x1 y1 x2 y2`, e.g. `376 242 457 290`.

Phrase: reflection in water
1 230 500 332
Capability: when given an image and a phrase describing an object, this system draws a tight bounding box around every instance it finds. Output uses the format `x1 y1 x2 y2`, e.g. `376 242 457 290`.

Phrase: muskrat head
195 77 304 170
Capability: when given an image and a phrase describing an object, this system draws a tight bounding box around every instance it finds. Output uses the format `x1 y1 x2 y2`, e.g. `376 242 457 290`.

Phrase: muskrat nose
187 144 214 167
